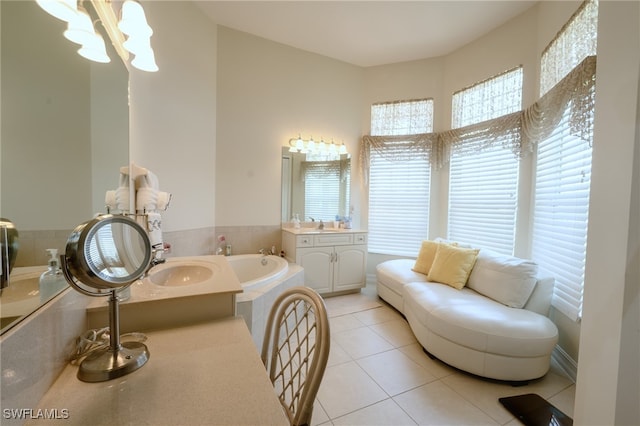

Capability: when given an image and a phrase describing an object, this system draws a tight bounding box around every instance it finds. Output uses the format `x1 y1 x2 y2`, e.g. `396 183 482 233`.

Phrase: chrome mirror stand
61 259 149 382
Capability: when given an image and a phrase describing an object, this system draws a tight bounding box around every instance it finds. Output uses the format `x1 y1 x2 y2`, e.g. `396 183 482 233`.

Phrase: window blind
533 0 597 321
448 68 522 254
303 161 348 222
368 152 430 256
368 99 433 256
448 146 518 254
531 109 592 321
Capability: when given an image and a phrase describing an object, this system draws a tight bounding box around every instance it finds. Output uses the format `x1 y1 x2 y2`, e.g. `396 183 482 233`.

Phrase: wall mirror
0 1 129 334
281 147 351 224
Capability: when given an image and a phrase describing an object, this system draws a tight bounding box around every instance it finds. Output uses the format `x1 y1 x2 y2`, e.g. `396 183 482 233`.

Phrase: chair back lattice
261 286 330 426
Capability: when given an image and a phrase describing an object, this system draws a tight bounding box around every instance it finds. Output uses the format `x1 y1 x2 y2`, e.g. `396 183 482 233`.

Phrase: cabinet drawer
296 235 314 247
313 233 353 246
353 233 367 245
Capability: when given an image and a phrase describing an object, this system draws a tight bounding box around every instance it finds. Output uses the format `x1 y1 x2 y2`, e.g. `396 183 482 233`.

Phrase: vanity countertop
282 227 367 235
28 317 288 425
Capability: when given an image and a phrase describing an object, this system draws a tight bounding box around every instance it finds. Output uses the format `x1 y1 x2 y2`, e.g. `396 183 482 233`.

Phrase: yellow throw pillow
427 244 480 289
412 240 440 275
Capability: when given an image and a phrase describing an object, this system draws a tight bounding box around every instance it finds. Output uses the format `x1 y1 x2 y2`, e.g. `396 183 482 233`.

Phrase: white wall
215 27 364 227
129 0 217 233
574 1 640 424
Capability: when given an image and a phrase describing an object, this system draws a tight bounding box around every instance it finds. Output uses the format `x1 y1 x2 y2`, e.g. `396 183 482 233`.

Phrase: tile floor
311 284 576 426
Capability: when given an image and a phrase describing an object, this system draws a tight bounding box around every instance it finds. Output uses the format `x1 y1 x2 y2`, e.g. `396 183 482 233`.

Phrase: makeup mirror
62 214 151 382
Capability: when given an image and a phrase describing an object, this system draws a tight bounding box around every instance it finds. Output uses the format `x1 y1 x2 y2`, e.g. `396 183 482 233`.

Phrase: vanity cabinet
282 229 367 295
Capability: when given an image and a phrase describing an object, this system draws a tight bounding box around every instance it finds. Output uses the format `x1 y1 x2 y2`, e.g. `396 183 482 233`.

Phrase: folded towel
146 212 163 249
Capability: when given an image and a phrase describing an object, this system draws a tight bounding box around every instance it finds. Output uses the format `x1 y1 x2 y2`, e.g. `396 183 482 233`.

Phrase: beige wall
215 26 364 227
129 1 217 233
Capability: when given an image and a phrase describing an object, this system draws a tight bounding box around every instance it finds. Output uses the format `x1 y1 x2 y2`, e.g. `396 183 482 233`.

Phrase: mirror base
78 341 149 382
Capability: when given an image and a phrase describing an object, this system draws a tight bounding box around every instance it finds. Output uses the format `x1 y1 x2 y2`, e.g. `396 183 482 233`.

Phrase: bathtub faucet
258 247 275 256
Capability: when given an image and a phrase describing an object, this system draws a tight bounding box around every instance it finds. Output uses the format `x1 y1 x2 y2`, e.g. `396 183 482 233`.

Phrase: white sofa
376 243 558 382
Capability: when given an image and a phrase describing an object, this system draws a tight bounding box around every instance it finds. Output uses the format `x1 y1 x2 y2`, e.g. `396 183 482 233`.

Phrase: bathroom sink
148 263 214 287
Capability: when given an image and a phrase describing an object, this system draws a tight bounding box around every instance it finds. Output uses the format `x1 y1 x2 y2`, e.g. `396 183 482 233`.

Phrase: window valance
360 55 596 183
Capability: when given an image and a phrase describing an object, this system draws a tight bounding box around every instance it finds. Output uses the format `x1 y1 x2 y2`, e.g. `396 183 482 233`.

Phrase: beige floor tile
333 326 394 359
357 349 437 396
369 319 417 347
394 381 500 425
397 343 457 379
353 305 403 326
548 384 576 418
332 398 418 426
330 313 366 333
317 361 388 419
311 399 330 426
327 337 353 367
441 370 575 424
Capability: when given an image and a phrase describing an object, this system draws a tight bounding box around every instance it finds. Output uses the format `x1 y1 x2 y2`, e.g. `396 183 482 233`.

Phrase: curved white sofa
376 246 558 382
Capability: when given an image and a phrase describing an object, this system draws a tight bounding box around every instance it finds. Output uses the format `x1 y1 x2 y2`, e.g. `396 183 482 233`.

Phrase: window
532 0 597 321
368 99 433 256
448 67 523 254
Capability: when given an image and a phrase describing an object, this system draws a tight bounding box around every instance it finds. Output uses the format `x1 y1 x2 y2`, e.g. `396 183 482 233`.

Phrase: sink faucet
145 257 166 276
145 243 168 275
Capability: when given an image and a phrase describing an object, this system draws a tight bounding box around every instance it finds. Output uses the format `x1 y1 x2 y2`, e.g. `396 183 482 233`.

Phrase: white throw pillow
467 249 538 308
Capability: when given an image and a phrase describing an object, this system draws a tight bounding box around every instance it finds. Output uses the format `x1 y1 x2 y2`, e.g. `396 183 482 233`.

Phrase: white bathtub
229 254 304 350
227 254 289 291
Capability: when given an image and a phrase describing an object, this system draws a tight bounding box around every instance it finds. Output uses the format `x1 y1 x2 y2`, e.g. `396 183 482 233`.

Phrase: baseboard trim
366 273 377 286
552 345 578 382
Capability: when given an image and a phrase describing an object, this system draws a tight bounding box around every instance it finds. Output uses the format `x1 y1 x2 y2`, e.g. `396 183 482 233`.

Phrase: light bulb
63 8 95 45
78 33 111 63
131 48 159 72
36 0 78 22
118 0 153 38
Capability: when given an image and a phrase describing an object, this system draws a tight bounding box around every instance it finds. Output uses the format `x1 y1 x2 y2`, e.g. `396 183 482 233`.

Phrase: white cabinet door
333 245 367 292
297 247 333 294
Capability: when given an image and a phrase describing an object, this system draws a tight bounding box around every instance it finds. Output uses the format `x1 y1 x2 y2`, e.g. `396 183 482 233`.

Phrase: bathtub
227 254 289 291
229 254 304 350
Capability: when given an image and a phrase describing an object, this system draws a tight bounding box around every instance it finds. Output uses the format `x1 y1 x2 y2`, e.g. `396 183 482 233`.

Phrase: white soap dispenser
39 249 66 302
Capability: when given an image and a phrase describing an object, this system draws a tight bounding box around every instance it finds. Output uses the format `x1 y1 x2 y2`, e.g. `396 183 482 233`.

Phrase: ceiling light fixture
36 0 158 72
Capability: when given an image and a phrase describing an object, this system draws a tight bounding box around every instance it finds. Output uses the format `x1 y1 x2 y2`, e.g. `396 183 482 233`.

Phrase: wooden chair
261 286 330 426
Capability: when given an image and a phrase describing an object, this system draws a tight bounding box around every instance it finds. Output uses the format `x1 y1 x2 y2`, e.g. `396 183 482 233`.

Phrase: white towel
146 212 163 250
136 187 158 213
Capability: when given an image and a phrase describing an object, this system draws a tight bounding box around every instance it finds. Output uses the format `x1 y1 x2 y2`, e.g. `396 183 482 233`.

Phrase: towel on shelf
146 212 163 250
136 187 158 213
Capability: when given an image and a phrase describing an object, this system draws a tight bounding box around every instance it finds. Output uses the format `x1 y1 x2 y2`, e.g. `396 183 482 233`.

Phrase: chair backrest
261 286 330 426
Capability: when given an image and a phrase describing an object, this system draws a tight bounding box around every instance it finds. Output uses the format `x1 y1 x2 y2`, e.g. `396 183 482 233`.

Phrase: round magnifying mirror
65 214 151 292
61 214 152 382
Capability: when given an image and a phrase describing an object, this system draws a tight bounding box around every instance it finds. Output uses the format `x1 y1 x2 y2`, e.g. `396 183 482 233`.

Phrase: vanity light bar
288 135 348 156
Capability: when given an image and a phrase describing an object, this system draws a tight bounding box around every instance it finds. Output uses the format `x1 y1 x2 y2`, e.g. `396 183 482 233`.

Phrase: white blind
303 161 348 222
369 99 433 256
369 152 430 256
448 68 522 254
448 147 519 254
533 0 597 321
531 110 592 321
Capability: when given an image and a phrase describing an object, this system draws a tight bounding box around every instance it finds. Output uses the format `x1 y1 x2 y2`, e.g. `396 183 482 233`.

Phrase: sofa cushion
412 240 440 275
403 282 558 357
467 249 538 308
377 259 428 295
427 244 479 289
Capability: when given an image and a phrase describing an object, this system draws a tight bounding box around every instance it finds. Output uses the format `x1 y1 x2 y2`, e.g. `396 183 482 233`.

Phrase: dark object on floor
499 393 573 426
